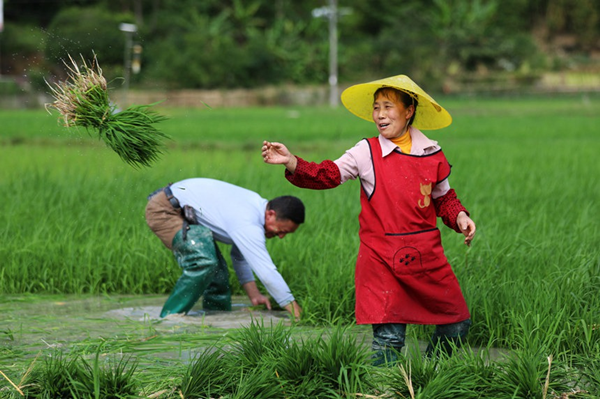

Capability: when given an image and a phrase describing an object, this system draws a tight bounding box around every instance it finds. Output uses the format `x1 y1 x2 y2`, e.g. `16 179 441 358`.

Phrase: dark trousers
372 318 472 360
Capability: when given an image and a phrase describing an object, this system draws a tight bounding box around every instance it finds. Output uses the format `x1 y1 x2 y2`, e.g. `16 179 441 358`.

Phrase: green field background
1 95 599 355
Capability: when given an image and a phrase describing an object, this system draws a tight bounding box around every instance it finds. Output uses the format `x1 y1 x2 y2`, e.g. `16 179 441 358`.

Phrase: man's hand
261 141 297 173
456 211 476 246
283 300 302 321
250 294 272 310
242 281 272 310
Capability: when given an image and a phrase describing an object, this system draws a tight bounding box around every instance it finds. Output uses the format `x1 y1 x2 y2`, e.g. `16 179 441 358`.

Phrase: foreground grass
1 94 599 397
1 321 598 398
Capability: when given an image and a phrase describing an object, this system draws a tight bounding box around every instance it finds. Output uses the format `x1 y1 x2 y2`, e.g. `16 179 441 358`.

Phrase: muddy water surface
1 294 507 375
0 294 371 371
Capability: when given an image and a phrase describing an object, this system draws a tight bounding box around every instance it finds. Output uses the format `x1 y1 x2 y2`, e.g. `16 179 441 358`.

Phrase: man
145 177 304 319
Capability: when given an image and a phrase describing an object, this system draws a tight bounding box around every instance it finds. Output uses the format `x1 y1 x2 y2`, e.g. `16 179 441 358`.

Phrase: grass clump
178 321 374 398
379 341 592 399
16 349 139 398
45 54 170 168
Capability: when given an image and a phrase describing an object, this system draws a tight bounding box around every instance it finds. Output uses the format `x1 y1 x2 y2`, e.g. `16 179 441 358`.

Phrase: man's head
264 196 305 239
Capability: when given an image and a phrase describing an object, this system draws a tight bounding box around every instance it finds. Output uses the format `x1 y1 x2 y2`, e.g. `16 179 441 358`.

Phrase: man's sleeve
229 226 295 307
230 244 255 285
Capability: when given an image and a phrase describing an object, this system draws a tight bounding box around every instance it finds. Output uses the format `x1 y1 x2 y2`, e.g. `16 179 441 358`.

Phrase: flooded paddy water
1 294 508 367
1 295 331 366
1 295 530 398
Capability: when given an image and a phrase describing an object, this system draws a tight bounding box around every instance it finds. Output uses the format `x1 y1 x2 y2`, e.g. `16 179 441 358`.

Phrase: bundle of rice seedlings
46 54 170 168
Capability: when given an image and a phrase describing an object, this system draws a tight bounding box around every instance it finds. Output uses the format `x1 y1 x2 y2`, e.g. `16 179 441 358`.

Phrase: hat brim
340 75 452 130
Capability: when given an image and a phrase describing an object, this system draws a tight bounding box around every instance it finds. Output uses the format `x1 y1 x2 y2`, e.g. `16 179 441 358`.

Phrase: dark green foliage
141 2 327 89
314 326 373 393
179 348 230 398
383 343 583 399
21 351 83 398
573 353 600 396
19 349 139 398
4 0 600 89
79 352 139 399
230 320 293 367
179 321 376 398
44 6 132 66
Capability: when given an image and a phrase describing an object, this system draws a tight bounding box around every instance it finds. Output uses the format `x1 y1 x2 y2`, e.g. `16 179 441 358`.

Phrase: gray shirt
170 178 294 307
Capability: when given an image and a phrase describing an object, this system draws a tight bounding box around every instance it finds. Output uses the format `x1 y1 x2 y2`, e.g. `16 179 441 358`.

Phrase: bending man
145 178 304 319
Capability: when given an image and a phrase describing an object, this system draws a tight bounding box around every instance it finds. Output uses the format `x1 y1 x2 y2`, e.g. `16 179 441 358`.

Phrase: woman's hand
456 211 476 246
262 141 297 172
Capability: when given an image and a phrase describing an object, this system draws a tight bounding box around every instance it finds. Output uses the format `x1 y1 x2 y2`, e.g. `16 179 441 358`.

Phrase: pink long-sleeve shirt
333 127 451 199
285 126 469 232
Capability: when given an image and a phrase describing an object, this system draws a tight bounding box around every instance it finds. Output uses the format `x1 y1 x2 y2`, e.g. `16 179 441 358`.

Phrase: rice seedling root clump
45 54 170 168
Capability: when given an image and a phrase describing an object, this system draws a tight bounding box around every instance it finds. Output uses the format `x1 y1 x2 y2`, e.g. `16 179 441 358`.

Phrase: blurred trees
1 0 599 90
140 0 329 88
45 6 132 67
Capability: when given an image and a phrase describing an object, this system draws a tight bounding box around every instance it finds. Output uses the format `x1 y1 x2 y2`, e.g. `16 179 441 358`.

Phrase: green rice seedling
382 339 517 399
179 346 231 399
228 320 294 368
272 337 318 378
1 328 14 341
272 336 337 398
296 215 358 326
572 352 600 398
493 349 576 398
227 365 284 399
313 325 374 396
19 350 86 398
18 349 140 399
78 349 140 399
229 322 375 398
2 95 600 391
45 54 170 168
384 343 441 398
401 365 482 399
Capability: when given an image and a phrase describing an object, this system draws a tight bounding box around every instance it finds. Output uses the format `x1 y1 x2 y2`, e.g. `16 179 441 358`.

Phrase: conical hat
341 75 452 130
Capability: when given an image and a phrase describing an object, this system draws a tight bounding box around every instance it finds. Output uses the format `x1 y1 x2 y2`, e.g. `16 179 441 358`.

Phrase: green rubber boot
202 248 232 311
160 225 221 317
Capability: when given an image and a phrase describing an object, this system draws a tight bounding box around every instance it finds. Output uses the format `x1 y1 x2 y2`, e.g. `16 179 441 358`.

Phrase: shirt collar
378 126 440 157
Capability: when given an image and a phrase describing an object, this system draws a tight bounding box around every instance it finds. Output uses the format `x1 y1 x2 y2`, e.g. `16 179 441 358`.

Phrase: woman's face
372 92 413 140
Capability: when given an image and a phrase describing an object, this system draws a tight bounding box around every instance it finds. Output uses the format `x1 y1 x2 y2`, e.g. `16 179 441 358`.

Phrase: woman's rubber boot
160 225 220 317
202 247 232 311
371 323 406 366
372 347 402 367
425 319 471 358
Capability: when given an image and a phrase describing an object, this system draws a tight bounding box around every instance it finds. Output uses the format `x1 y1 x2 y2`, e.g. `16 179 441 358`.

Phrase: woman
262 74 476 365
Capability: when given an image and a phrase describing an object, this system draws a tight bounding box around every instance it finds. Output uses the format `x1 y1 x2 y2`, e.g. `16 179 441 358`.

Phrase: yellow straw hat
341 74 452 130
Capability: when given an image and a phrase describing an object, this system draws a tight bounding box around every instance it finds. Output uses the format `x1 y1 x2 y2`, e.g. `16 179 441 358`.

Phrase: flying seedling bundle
46 55 170 168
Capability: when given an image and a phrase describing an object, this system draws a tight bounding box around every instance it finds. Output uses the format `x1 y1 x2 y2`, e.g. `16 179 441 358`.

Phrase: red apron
355 137 470 325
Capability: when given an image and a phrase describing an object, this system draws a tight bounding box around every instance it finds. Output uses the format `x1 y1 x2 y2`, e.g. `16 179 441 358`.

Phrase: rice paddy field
1 93 599 398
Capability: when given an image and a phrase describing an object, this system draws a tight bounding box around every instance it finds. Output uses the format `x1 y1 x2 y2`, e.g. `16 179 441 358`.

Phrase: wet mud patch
105 302 292 329
0 294 301 369
1 294 509 378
